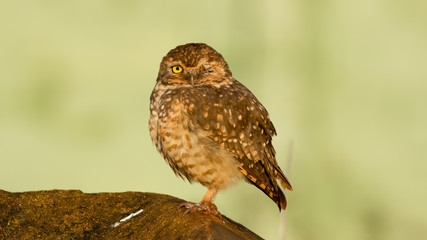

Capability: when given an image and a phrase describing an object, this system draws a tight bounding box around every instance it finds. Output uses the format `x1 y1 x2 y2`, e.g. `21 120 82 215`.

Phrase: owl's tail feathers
277 189 288 210
275 168 292 210
275 169 293 191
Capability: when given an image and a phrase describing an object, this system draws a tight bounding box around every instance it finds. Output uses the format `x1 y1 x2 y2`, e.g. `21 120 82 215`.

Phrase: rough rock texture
0 190 262 240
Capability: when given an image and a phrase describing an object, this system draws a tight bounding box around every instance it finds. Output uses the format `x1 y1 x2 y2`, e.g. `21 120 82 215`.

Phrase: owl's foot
180 202 221 217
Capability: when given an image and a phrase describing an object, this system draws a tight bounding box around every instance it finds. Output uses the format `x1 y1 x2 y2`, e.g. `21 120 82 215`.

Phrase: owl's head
157 43 232 86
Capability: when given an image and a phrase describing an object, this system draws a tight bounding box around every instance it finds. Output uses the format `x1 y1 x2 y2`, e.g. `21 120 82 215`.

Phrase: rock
0 190 262 239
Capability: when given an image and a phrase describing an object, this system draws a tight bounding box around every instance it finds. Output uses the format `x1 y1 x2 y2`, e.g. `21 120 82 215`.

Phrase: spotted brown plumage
149 43 292 214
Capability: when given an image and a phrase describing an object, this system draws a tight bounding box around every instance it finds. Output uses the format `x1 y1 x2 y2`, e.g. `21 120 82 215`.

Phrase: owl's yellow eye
171 66 183 73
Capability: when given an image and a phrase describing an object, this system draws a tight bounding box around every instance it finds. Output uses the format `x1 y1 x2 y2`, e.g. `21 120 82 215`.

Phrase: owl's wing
188 81 292 210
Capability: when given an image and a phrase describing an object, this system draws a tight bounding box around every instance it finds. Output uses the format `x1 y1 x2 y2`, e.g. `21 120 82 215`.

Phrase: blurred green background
1 1 426 239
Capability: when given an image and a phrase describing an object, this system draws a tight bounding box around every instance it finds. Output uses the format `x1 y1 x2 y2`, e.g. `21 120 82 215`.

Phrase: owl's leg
201 187 218 203
180 187 221 217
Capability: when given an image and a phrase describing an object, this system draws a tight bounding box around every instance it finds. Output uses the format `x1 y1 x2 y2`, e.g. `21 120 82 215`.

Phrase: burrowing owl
149 43 292 215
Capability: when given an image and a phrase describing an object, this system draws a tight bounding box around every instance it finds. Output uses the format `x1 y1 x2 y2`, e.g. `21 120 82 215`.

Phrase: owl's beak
187 69 197 85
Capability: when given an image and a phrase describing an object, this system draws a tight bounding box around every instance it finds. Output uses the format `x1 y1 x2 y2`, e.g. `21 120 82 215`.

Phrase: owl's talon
180 202 221 217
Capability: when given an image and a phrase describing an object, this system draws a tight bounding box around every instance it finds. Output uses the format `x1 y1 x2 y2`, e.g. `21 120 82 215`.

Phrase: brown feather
185 81 291 210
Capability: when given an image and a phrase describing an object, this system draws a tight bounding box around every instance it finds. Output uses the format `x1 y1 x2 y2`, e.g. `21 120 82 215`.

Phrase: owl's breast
149 84 183 157
150 85 243 189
